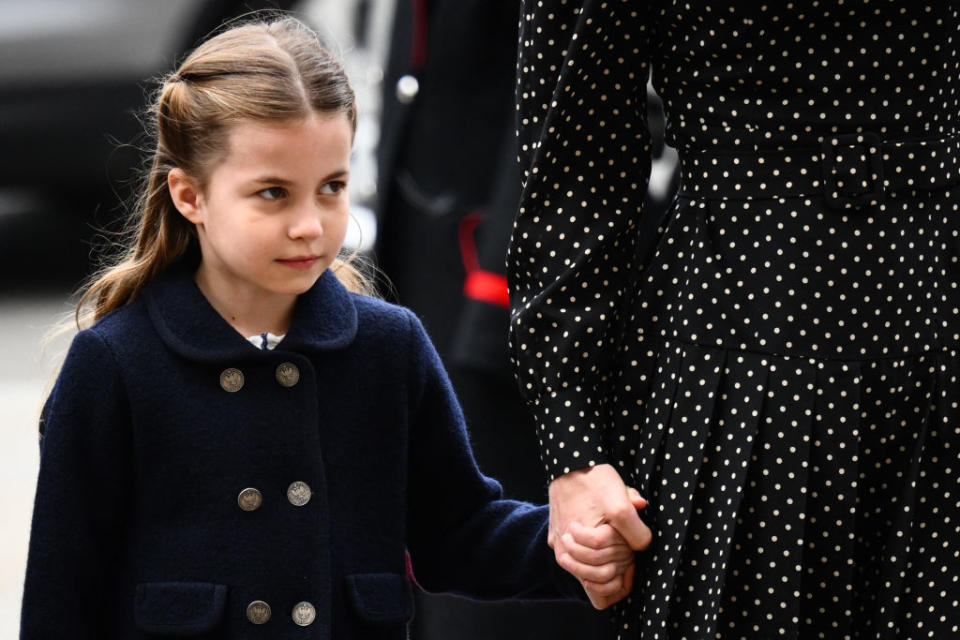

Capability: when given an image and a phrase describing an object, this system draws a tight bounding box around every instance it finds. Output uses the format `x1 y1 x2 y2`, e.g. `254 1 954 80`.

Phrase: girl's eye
257 186 287 200
320 181 347 196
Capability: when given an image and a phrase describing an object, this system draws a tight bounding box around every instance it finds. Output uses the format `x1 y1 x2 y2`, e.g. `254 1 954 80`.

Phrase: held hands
548 464 652 609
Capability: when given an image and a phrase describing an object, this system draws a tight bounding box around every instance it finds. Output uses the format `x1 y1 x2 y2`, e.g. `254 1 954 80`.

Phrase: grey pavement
1 293 75 638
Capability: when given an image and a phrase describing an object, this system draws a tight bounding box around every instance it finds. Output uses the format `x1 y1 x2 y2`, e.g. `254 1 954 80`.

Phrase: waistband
677 132 960 209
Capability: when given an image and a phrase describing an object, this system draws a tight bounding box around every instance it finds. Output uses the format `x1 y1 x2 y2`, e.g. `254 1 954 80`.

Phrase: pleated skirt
612 185 960 639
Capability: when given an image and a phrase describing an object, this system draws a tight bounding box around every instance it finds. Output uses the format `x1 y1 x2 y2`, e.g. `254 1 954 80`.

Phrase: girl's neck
193 267 296 338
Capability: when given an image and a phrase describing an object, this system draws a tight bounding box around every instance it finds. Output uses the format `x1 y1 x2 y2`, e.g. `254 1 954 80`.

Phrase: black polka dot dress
508 2 960 638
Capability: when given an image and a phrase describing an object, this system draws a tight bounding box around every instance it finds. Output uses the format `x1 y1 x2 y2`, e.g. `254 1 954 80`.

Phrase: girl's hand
557 521 638 609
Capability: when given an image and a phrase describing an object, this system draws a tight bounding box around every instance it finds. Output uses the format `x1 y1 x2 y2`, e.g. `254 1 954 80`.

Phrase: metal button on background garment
395 74 419 104
237 488 263 512
246 600 271 625
287 481 312 507
292 601 316 627
275 362 300 388
220 367 244 393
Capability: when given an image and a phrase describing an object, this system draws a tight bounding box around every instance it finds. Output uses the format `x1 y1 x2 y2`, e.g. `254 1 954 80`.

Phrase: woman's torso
651 2 960 152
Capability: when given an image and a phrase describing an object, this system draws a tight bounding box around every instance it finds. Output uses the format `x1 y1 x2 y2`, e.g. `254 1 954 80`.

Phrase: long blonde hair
74 15 373 330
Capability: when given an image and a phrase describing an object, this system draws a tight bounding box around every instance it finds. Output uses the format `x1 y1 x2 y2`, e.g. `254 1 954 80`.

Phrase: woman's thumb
626 486 648 510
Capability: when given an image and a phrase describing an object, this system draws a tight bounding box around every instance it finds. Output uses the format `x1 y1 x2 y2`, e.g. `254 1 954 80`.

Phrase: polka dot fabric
509 2 960 638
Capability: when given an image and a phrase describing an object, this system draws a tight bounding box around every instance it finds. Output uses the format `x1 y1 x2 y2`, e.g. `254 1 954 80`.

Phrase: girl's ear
168 168 204 224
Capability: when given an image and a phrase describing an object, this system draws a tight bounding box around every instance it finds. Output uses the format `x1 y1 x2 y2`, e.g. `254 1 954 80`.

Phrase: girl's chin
274 273 323 296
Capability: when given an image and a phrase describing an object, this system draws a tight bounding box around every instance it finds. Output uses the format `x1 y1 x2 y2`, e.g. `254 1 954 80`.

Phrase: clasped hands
548 464 652 609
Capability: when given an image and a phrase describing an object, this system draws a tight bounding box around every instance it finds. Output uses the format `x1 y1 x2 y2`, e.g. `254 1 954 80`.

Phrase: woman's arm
509 0 656 606
510 0 654 481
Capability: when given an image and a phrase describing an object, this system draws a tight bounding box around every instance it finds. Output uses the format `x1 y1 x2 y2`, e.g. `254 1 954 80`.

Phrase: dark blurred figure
375 0 612 638
0 0 299 293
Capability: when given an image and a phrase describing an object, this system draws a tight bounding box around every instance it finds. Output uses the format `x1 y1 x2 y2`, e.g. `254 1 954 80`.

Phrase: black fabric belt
678 132 960 210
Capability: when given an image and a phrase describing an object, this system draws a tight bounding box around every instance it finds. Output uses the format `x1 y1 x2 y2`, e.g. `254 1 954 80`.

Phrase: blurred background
0 0 677 637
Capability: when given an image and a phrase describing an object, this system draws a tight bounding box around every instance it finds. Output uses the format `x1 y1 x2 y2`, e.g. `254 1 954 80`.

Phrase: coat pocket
345 572 413 625
134 581 227 636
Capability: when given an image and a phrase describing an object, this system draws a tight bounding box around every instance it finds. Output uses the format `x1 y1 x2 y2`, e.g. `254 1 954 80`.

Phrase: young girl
19 16 640 639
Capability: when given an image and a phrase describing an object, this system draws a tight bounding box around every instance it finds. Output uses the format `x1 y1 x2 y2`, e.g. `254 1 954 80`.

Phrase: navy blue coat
20 264 578 639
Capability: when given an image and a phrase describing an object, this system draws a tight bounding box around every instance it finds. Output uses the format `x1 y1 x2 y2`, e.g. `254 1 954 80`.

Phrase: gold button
220 368 244 392
275 362 300 388
287 481 312 507
292 601 316 627
237 488 263 512
246 600 271 624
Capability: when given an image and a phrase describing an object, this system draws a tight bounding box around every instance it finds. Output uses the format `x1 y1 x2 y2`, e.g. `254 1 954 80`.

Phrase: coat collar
144 262 358 363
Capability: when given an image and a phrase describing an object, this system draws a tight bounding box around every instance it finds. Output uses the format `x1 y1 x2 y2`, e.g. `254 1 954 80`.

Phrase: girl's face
171 113 352 307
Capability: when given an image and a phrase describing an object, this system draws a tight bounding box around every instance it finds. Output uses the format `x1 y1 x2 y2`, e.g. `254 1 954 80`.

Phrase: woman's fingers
604 499 653 551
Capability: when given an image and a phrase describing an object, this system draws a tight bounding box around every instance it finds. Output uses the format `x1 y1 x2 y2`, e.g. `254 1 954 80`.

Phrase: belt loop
820 132 884 210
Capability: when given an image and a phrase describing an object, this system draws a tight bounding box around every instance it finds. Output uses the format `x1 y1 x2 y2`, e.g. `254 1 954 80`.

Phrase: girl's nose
288 205 323 239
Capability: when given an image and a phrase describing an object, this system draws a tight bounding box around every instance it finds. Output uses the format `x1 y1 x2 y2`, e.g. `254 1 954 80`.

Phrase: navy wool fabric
20 264 578 639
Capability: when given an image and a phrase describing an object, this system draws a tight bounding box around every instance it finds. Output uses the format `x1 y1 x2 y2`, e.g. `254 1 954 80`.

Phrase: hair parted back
75 15 372 329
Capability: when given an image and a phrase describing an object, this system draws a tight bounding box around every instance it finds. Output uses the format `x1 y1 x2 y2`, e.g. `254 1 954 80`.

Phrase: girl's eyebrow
250 169 349 186
322 169 349 181
251 176 294 187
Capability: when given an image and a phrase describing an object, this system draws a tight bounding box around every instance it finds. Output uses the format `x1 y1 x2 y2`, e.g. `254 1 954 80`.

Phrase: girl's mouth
277 256 319 270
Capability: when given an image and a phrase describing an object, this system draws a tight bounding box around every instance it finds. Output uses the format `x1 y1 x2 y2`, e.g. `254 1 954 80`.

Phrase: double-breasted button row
237 487 263 512
292 601 317 626
286 481 312 506
274 362 300 387
220 368 244 393
246 600 316 626
236 482 311 511
218 363 300 392
246 600 271 624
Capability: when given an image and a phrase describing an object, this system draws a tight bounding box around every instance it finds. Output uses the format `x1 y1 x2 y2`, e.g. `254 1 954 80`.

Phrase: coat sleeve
508 0 654 482
403 311 583 601
20 329 133 639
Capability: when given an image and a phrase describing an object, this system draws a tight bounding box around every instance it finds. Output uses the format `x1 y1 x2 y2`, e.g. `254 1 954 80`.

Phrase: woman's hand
548 464 652 608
